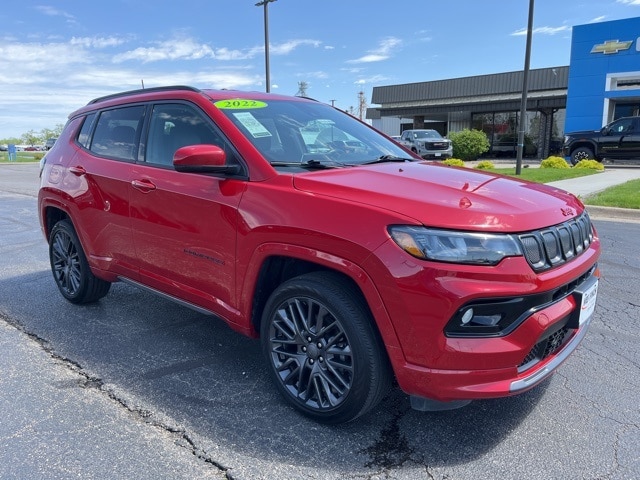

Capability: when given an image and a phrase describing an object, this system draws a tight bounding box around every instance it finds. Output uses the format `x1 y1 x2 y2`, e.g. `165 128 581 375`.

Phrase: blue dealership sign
566 17 640 132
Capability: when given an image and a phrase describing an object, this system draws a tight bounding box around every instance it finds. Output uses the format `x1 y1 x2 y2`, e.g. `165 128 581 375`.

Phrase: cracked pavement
0 163 638 479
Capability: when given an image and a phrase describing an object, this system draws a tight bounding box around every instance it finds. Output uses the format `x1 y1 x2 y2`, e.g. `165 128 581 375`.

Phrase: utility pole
357 91 367 121
296 81 308 97
516 0 535 175
255 0 277 93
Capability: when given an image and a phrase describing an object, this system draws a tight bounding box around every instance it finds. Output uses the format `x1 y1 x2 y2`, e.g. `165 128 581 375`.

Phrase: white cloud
113 38 216 63
70 36 128 49
34 5 76 23
247 39 321 57
269 39 321 55
348 37 402 63
113 37 321 63
617 0 640 5
511 26 571 36
354 74 390 85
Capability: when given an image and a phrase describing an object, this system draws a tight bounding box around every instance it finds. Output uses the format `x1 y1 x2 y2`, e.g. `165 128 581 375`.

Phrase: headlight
563 135 570 144
388 226 522 265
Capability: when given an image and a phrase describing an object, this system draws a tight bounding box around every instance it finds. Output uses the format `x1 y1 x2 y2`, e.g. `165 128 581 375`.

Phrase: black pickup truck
563 116 640 165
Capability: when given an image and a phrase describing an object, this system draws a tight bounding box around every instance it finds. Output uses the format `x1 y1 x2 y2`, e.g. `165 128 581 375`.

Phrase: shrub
442 158 465 167
540 156 570 169
474 160 495 170
574 159 605 171
448 129 490 161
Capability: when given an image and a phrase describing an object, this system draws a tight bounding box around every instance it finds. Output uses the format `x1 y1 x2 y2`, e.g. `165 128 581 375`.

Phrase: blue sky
1 0 640 139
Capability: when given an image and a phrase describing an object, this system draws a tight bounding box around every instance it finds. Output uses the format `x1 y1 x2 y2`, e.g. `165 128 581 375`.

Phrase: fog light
461 309 474 325
472 314 502 326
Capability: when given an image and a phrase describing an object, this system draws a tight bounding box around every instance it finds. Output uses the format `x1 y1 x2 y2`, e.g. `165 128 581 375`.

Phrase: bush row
442 156 604 171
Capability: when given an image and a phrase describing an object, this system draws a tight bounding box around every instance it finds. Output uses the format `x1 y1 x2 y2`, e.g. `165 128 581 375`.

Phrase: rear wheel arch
48 218 111 303
43 206 70 241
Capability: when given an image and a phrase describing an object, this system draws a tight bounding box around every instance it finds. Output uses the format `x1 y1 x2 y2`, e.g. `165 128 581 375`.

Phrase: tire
49 220 111 304
570 146 594 166
260 271 392 424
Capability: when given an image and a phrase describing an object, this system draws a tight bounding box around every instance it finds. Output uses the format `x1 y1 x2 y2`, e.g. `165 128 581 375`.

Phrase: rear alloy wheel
570 146 594 165
49 220 111 304
261 272 391 424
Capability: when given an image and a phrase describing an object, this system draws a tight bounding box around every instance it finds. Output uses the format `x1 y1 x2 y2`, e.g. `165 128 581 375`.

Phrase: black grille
425 141 449 150
518 212 593 272
519 327 571 371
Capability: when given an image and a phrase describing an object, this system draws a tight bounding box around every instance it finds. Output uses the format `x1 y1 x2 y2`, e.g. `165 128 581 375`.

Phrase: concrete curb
585 204 640 223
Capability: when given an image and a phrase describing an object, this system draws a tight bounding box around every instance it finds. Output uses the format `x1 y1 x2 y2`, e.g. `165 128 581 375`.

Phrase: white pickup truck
399 129 453 159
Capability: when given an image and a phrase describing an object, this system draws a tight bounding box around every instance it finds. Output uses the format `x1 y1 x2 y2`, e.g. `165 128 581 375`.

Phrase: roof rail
88 85 201 105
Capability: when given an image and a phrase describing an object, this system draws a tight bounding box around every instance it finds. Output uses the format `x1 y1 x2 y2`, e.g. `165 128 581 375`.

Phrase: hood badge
561 207 575 217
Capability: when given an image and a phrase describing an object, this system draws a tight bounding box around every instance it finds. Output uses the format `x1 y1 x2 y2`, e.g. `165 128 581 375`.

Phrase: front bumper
393 270 598 403
421 147 452 159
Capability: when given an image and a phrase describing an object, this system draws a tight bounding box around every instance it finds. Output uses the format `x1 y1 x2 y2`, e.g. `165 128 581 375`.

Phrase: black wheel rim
575 151 590 162
268 297 353 411
51 229 82 297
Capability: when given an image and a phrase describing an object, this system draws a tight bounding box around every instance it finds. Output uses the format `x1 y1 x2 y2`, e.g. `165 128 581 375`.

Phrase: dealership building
368 16 640 159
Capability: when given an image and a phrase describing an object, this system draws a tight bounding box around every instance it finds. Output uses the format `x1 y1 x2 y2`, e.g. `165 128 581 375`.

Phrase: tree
13 124 64 145
21 130 40 146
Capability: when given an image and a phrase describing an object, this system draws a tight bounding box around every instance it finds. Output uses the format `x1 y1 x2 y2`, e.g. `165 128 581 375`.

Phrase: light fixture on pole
256 0 277 93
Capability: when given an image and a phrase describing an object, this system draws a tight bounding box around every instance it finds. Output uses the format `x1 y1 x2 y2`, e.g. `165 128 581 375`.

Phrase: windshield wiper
362 155 415 165
269 159 348 169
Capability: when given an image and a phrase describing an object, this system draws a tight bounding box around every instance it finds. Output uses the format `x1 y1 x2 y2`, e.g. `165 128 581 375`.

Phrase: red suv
39 86 600 423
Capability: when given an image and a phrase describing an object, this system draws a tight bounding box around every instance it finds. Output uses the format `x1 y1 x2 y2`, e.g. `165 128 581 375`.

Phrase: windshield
414 130 443 139
215 98 412 168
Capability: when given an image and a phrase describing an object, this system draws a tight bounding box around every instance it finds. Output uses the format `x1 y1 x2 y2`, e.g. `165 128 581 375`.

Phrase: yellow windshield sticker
214 99 267 109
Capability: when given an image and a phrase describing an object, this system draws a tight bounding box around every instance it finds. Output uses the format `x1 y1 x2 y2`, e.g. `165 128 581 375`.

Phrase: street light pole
256 0 277 93
516 0 535 175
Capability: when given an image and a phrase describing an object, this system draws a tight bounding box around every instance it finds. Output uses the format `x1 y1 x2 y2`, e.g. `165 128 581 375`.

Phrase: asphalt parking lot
0 163 638 479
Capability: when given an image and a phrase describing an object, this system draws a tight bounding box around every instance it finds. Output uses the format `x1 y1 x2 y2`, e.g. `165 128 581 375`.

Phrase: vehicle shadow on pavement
1 271 547 476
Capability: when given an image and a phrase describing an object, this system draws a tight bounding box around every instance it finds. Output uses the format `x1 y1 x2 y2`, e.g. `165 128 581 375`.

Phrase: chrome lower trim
510 314 593 393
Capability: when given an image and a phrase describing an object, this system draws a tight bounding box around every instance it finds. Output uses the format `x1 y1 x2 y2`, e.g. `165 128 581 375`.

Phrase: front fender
238 242 403 354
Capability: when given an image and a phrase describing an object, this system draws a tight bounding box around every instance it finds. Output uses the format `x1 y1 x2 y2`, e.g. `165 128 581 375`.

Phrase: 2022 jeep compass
39 86 600 423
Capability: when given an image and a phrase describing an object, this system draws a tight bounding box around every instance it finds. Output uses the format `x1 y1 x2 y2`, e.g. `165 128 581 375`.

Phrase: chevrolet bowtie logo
591 39 633 54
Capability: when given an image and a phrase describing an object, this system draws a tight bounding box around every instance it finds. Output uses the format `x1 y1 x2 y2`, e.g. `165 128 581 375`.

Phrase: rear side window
77 113 96 149
90 106 145 161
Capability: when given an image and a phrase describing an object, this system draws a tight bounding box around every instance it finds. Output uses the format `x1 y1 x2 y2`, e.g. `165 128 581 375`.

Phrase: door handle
131 179 157 193
69 165 86 176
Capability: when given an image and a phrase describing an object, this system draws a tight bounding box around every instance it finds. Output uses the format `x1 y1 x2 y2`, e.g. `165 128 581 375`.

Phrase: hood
292 162 584 232
566 129 600 136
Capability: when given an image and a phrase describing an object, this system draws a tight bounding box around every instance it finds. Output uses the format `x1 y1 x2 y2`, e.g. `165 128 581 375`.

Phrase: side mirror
173 145 240 174
601 126 611 136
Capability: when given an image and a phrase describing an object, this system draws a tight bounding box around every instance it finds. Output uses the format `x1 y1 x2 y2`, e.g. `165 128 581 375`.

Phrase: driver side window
145 103 228 167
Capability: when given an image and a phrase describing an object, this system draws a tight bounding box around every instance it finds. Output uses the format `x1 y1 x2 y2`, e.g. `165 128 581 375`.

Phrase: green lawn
489 167 598 183
583 178 640 209
0 152 44 163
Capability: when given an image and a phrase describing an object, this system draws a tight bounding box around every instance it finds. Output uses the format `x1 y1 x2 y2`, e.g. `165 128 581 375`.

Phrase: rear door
70 105 144 279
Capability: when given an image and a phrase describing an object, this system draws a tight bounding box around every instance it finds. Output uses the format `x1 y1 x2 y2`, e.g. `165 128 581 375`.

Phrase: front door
129 103 246 317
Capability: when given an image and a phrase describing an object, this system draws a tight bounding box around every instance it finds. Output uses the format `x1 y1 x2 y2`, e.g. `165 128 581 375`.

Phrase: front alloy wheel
261 272 391 423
